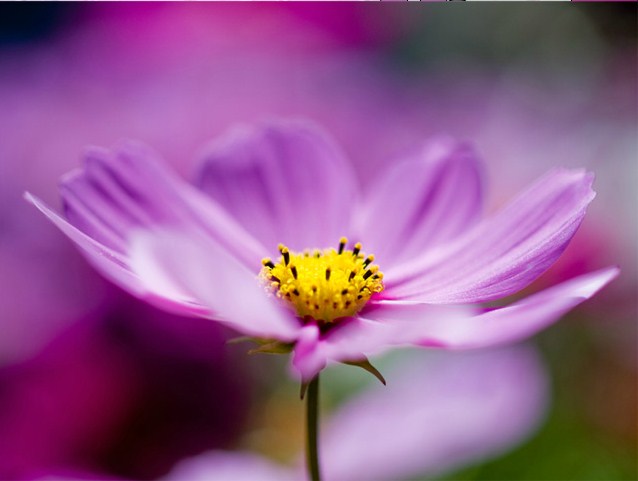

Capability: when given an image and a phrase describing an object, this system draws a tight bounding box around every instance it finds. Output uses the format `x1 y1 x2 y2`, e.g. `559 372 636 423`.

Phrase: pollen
260 237 384 323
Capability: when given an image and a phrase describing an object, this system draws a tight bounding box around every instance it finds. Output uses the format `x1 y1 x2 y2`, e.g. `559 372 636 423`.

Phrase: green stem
306 375 322 481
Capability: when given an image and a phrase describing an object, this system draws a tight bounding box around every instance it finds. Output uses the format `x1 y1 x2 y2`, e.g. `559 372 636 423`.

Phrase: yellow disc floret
260 237 384 323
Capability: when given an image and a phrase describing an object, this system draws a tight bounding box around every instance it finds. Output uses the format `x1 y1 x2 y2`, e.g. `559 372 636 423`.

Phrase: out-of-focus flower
0 298 251 480
162 346 548 481
27 120 617 380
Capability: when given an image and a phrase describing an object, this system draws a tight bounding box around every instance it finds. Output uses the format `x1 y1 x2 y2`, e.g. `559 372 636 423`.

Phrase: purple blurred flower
0 299 251 480
26 120 617 380
162 346 549 481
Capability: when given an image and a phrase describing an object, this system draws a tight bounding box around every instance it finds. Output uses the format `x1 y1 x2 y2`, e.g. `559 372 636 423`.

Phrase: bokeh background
0 3 636 480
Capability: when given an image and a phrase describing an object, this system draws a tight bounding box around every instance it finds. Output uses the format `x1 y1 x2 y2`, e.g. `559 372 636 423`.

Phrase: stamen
278 244 290 266
338 236 348 254
260 238 384 323
362 255 374 268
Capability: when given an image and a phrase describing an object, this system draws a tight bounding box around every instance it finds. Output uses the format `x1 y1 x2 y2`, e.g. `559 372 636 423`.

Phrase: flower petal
294 266 617 378
386 169 596 303
291 305 475 380
58 142 265 269
322 347 549 481
25 192 209 318
195 120 358 252
162 451 295 481
129 228 300 341
355 138 483 266
368 267 618 349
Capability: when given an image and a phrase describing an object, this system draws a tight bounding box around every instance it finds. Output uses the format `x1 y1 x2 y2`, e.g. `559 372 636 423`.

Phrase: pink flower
26 120 618 380
161 347 548 481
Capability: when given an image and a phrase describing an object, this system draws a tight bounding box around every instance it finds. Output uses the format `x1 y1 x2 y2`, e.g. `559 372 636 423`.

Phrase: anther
338 237 348 254
362 255 374 268
352 242 361 257
262 258 275 269
280 248 290 266
363 270 373 280
290 265 298 279
325 268 331 281
348 271 355 282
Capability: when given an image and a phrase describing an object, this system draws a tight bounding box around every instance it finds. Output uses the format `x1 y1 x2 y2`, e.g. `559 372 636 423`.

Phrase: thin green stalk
306 375 322 481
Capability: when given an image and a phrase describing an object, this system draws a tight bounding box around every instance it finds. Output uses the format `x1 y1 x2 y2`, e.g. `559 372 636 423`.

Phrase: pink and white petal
291 324 324 380
129 228 301 341
195 120 359 252
291 305 475 380
321 347 549 481
162 451 295 481
369 267 618 350
25 193 210 318
355 138 483 266
386 169 596 303
59 142 266 270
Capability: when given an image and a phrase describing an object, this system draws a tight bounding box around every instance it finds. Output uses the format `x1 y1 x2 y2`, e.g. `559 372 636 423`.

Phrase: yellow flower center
260 237 384 323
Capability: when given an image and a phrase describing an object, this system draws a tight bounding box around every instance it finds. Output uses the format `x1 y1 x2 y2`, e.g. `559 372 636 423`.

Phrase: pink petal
322 347 549 481
25 193 209 318
162 451 295 481
385 169 596 303
294 267 616 378
355 138 483 266
195 120 358 252
292 305 475 380
368 267 618 349
291 324 324 380
59 142 265 269
129 228 300 341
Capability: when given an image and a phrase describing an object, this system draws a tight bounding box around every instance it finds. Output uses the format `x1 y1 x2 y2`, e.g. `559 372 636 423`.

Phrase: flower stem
306 375 322 481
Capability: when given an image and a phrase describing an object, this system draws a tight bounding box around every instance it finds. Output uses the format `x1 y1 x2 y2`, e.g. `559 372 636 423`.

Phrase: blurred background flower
162 347 549 481
0 3 635 480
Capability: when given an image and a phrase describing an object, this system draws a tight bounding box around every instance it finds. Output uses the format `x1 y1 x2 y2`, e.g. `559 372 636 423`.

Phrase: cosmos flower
161 347 548 481
26 120 618 380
